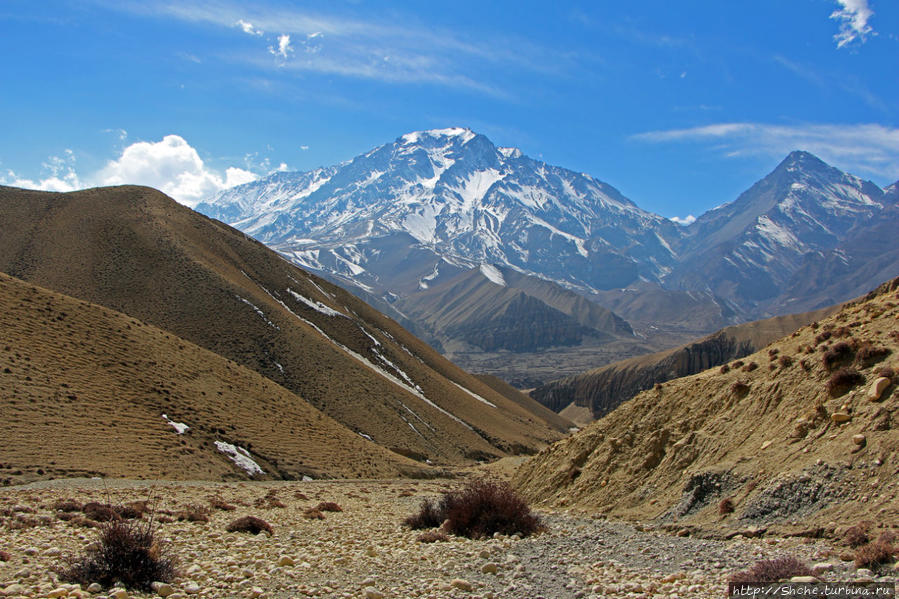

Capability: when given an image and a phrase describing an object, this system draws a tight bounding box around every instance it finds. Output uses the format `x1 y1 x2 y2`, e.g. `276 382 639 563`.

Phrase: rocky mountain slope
0 185 568 469
533 304 837 419
670 151 890 317
0 272 424 484
514 277 899 532
197 130 896 387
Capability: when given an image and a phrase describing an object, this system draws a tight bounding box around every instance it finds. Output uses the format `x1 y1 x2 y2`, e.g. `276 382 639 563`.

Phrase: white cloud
831 0 874 48
236 19 262 36
94 135 257 206
1 149 82 192
632 122 899 180
299 145 309 151
669 215 696 226
269 34 293 59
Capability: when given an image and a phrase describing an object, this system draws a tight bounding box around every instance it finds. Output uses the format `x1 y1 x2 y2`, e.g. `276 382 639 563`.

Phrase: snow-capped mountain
669 151 887 315
198 128 683 297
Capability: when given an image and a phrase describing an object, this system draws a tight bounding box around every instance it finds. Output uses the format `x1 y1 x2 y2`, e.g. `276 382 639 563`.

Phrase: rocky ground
1 477 895 599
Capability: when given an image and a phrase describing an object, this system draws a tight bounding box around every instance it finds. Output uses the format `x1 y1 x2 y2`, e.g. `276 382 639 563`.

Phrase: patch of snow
403 204 439 244
215 441 264 476
274 362 284 373
452 169 506 213
287 288 345 317
161 414 189 434
479 264 506 286
451 382 497 408
235 295 280 329
358 432 373 441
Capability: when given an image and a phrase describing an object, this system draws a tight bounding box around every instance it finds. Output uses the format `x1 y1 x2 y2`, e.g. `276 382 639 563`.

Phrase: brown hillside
0 272 426 484
533 304 837 419
0 185 564 465
474 374 573 432
515 277 899 533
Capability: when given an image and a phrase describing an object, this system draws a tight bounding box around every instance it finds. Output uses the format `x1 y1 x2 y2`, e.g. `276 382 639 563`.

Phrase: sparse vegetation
845 523 871 548
58 516 177 591
731 381 750 396
854 533 897 569
403 479 541 540
742 362 758 372
718 497 734 515
302 508 325 519
827 367 864 394
0 549 10 561
225 515 272 535
314 501 342 512
719 364 730 374
822 341 854 370
728 556 813 585
778 355 793 368
416 530 449 543
53 498 83 513
855 342 890 367
175 505 210 523
208 496 236 511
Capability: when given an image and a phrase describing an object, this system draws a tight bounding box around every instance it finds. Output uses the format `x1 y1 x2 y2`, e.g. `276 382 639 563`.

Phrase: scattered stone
852 434 866 445
811 563 834 575
831 412 851 424
481 563 499 574
47 588 69 598
760 440 773 450
87 583 103 593
790 576 818 583
2 584 27 596
109 590 129 599
152 582 175 597
451 578 473 591
856 568 875 578
277 555 295 567
181 581 201 595
363 588 384 599
868 377 891 401
249 587 264 598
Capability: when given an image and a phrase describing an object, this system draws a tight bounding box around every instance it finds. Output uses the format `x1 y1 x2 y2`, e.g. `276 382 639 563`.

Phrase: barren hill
515 278 899 532
533 305 837 419
0 272 425 484
0 185 565 467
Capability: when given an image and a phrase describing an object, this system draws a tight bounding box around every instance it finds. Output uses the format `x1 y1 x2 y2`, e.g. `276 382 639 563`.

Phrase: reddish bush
854 537 896 569
58 518 177 591
845 523 871 548
302 508 325 520
719 364 731 374
823 342 854 370
731 381 751 396
314 502 342 512
718 497 735 515
0 549 10 561
742 362 758 372
404 498 445 530
778 355 793 368
208 496 236 511
729 556 813 584
416 530 449 543
225 516 272 535
82 503 121 523
175 506 209 523
53 499 83 513
855 343 891 367
827 368 864 394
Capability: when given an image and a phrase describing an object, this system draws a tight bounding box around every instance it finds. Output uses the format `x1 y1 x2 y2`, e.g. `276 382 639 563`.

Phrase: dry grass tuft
416 530 449 543
718 497 735 515
854 535 896 569
827 367 864 395
729 556 813 584
225 515 272 535
314 501 342 512
844 522 871 548
57 517 177 591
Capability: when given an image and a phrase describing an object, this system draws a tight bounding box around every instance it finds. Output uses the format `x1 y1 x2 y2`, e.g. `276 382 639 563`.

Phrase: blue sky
1 0 896 222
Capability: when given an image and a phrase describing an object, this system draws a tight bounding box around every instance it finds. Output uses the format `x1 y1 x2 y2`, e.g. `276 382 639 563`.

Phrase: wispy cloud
830 0 875 48
268 33 293 59
633 122 899 181
236 19 262 36
669 214 696 226
100 0 576 97
1 149 82 193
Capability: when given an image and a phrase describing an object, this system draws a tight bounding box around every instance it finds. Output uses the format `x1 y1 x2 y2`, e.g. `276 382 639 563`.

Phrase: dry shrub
800 359 811 371
53 499 83 513
0 549 10 561
778 355 793 368
302 508 325 520
855 343 891 367
416 530 449 543
57 518 177 591
718 497 735 515
404 479 541 540
314 502 342 512
731 381 751 396
742 362 758 372
208 496 236 511
404 498 445 530
827 368 864 395
845 523 871 548
65 515 101 529
719 364 730 374
225 515 272 535
82 502 121 523
823 342 854 370
874 366 895 380
175 505 209 524
729 556 813 584
854 536 896 569
293 492 309 500
815 331 832 344
732 360 745 369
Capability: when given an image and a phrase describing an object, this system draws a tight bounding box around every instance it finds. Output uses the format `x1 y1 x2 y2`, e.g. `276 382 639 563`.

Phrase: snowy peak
198 128 680 295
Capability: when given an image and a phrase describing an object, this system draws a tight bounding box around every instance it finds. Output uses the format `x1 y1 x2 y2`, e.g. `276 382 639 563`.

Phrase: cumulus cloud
669 215 696 226
236 19 262 36
1 149 82 192
269 34 293 59
831 0 874 48
94 135 257 207
632 122 899 180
